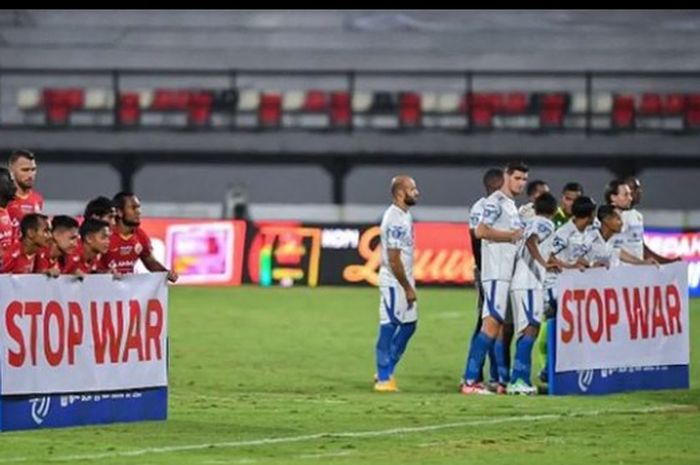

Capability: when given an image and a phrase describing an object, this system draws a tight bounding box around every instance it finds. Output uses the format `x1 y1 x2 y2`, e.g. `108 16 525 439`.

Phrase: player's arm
525 235 561 272
643 242 680 264
387 248 416 305
619 248 651 265
141 254 178 283
475 202 522 242
475 223 522 243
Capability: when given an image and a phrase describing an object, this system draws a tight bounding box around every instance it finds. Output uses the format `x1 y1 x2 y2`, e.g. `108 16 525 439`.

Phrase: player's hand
510 229 524 243
111 270 124 280
671 256 683 263
45 267 60 279
545 257 563 273
167 270 179 283
72 269 86 281
574 258 589 271
644 257 660 267
405 286 417 307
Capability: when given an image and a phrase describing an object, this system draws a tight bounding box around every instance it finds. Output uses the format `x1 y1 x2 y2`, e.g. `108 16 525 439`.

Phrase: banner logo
29 396 51 425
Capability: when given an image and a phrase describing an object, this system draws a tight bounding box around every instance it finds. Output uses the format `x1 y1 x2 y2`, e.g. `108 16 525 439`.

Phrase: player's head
113 191 142 227
20 213 51 248
597 205 623 234
79 218 111 254
526 180 549 202
503 161 529 197
0 167 17 206
605 179 633 210
482 168 504 195
572 196 597 225
84 196 117 227
560 182 584 216
534 192 558 218
8 149 37 192
51 215 80 255
624 176 642 206
390 175 419 207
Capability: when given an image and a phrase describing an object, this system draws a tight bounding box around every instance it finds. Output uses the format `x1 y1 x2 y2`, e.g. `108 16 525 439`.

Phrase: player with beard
7 150 44 240
374 175 420 392
101 192 178 282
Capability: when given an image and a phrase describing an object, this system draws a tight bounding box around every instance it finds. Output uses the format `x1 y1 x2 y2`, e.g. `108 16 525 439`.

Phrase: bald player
374 175 420 393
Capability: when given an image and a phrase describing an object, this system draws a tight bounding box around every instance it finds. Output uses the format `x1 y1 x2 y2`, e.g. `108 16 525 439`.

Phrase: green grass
1 286 699 464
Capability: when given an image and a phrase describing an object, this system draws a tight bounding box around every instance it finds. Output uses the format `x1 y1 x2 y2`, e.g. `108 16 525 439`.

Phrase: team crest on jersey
134 243 143 255
388 226 406 240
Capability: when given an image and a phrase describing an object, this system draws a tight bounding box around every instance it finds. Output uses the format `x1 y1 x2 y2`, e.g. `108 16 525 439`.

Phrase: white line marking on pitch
0 405 691 463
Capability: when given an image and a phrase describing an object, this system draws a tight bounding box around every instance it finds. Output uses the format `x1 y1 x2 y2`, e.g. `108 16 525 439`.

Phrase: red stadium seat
470 93 499 129
152 89 190 111
399 92 421 128
639 93 662 116
188 91 214 126
685 94 700 129
503 92 528 114
663 94 686 115
43 88 84 125
612 95 636 129
539 93 567 128
119 93 141 125
259 93 282 127
330 91 351 127
303 90 328 112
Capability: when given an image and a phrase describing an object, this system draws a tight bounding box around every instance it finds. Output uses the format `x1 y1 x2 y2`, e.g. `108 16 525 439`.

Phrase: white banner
555 262 689 372
0 273 168 395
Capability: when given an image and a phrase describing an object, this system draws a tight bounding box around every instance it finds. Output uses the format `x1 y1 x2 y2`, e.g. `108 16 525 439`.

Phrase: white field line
0 405 692 464
170 394 349 405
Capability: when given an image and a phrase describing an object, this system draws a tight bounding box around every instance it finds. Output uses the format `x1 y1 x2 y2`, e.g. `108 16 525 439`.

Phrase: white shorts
510 289 544 333
379 286 418 325
481 280 511 323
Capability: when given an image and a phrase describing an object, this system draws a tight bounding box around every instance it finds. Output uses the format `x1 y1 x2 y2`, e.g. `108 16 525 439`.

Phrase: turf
0 286 698 464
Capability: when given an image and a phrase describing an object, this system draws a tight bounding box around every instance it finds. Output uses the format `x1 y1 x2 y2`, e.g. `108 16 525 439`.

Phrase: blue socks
464 331 495 384
511 334 536 385
494 339 510 385
376 322 417 382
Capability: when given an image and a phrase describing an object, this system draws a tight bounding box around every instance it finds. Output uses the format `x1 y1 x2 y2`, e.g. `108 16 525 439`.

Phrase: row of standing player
0 149 178 282
372 167 681 394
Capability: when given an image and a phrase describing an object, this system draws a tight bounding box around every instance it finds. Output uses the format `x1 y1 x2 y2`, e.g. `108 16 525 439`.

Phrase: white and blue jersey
378 204 417 324
617 208 645 260
479 190 522 282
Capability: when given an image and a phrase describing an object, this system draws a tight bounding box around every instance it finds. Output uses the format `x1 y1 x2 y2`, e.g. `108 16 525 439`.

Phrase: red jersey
101 227 153 274
1 242 38 274
62 246 105 275
0 207 14 253
35 246 61 274
7 190 44 240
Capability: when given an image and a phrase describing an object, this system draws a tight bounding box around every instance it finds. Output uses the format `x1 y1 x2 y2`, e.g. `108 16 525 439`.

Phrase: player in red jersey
1 213 51 274
7 150 44 239
35 215 80 277
63 218 112 277
0 167 17 255
102 192 178 282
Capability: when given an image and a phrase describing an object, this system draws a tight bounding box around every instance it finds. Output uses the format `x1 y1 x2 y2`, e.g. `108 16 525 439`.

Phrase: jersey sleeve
551 230 569 255
528 218 554 243
0 249 16 273
137 228 153 259
479 199 502 227
384 212 409 250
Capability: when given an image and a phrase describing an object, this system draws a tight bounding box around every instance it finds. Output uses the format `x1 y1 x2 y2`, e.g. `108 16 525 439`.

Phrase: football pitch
1 286 698 465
